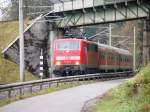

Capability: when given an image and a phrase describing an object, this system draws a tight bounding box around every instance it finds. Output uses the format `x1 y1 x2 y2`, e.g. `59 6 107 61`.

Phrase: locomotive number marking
56 56 80 60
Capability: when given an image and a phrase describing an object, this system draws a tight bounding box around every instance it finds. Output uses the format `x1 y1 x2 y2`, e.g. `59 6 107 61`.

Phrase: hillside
0 21 18 51
0 21 38 84
95 64 150 112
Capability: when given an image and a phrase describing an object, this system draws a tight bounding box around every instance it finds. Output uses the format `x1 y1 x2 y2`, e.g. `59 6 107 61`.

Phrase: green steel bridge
47 0 150 28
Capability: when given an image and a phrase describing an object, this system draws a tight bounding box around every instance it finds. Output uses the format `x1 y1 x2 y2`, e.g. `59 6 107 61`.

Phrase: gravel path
0 79 125 112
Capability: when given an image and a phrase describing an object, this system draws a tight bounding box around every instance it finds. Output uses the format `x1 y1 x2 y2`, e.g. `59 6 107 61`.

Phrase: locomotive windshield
56 41 80 50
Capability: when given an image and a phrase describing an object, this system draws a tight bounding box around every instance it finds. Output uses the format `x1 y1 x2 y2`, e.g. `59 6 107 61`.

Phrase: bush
95 63 150 112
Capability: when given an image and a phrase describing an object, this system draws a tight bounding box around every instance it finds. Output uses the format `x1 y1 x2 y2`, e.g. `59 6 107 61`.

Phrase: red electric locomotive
53 38 133 76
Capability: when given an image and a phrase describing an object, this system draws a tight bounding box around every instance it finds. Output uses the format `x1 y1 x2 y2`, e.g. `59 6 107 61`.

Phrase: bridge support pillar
49 30 55 78
49 28 64 78
143 17 150 65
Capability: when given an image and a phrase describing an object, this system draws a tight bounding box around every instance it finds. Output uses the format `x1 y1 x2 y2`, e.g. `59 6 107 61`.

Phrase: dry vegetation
0 21 38 84
95 64 150 112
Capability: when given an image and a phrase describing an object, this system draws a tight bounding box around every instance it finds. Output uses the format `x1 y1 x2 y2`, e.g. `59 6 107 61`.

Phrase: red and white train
53 38 133 76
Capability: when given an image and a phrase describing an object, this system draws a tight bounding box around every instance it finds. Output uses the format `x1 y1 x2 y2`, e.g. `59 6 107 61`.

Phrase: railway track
0 71 134 100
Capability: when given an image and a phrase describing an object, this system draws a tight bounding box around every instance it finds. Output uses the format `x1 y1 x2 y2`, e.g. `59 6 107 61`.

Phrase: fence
0 71 133 100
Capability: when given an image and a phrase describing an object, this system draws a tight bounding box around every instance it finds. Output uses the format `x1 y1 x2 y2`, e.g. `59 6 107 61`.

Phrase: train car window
107 53 109 60
87 44 91 51
87 43 98 52
117 55 119 62
110 53 112 60
101 52 106 59
105 53 107 59
110 55 111 60
108 53 110 60
56 41 80 50
122 56 124 62
120 56 122 62
95 45 98 52
128 57 131 62
103 54 105 59
111 53 114 60
101 53 105 59
123 56 125 62
100 53 102 59
109 54 111 60
127 57 129 62
99 52 100 58
99 52 101 59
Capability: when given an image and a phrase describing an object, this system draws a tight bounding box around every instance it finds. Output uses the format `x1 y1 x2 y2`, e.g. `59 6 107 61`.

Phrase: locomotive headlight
66 50 69 53
75 61 80 65
56 61 61 65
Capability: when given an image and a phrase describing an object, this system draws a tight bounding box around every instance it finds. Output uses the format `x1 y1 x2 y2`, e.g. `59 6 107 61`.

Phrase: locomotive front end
53 39 83 76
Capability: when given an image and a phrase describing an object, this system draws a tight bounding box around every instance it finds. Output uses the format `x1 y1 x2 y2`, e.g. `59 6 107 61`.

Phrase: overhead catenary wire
88 28 109 39
114 36 131 47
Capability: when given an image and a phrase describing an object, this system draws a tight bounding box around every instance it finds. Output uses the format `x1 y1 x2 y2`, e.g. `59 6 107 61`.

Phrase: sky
0 0 10 20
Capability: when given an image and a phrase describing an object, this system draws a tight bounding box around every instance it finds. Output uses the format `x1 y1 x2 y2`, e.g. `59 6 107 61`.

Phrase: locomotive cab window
56 41 80 50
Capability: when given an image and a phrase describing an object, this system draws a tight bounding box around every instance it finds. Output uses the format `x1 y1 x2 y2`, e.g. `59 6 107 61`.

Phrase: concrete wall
143 18 150 65
48 29 65 78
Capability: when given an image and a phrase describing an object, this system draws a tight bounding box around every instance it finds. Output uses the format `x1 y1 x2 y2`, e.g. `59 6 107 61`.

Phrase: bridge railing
53 0 134 12
0 71 133 100
104 0 134 4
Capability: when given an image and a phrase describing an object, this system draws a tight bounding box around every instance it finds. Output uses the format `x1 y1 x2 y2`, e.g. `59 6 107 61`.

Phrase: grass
0 21 18 51
0 21 38 84
95 64 150 112
0 80 96 107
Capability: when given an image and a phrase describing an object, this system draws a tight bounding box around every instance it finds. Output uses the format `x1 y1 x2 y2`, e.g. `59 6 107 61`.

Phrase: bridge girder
51 1 150 28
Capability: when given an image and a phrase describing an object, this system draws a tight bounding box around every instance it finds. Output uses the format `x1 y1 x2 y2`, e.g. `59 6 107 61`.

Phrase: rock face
4 17 50 77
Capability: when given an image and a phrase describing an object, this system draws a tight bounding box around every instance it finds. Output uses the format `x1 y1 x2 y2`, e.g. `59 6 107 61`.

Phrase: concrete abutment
143 16 150 65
